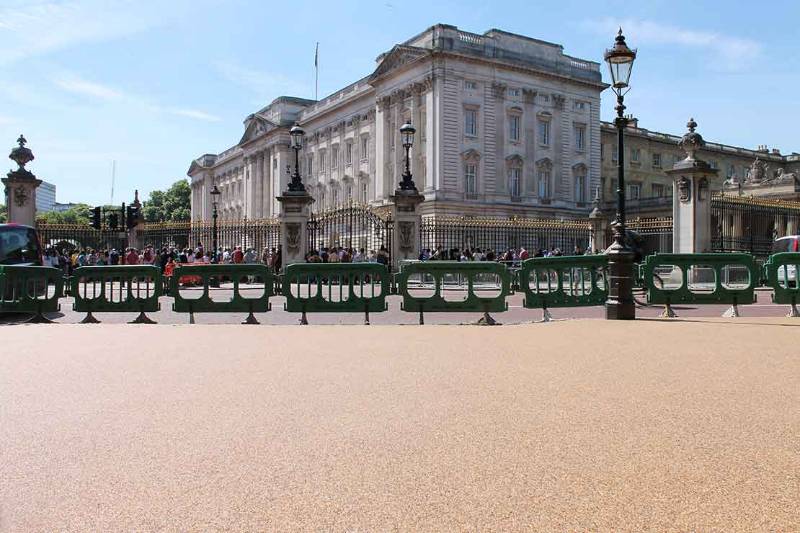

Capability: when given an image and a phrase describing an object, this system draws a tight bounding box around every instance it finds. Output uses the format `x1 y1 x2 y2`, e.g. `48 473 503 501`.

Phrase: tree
35 204 92 225
0 203 6 223
142 179 191 222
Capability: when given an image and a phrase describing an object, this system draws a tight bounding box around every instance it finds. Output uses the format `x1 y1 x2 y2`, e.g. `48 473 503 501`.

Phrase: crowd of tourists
41 243 283 275
418 244 588 264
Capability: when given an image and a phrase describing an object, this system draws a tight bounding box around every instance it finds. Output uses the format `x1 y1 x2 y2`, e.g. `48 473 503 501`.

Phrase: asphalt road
2 319 798 531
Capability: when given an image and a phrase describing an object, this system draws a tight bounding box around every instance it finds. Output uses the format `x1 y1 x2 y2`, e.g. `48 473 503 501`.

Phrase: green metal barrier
0 266 64 323
72 265 162 324
640 253 757 317
283 263 389 324
763 252 800 317
519 255 608 321
171 264 274 324
395 261 511 325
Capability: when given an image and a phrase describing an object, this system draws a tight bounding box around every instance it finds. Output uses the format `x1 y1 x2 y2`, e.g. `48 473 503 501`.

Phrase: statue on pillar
3 135 42 227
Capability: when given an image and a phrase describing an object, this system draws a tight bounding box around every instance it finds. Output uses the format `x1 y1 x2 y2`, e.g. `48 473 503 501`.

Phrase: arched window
536 158 553 200
573 163 588 203
506 155 523 199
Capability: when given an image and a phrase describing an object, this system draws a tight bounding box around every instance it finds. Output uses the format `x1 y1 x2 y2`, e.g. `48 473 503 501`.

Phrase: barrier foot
299 311 308 325
787 303 800 318
80 311 100 324
242 312 260 325
189 311 195 324
364 309 370 326
540 307 553 323
27 313 54 324
475 312 499 326
722 304 740 318
129 311 156 325
661 303 677 318
419 309 424 325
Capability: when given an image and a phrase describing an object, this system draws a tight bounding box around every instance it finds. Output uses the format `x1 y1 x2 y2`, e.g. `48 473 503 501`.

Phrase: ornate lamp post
210 184 221 262
287 124 306 193
604 28 637 320
398 121 417 191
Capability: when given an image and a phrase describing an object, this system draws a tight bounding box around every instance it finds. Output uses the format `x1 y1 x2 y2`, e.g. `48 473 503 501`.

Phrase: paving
1 319 799 531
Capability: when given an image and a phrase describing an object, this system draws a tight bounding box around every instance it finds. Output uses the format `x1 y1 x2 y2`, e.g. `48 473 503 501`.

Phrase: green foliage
0 203 6 223
142 179 191 222
35 203 92 224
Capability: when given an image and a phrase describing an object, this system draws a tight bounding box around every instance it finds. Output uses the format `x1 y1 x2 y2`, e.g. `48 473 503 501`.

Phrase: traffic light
90 207 102 229
126 205 139 229
108 212 119 231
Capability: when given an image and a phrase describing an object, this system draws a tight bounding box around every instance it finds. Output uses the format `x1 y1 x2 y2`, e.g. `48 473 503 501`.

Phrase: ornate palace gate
307 204 394 258
36 223 128 252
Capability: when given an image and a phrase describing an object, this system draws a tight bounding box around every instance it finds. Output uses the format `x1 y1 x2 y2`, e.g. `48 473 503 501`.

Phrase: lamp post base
605 242 636 320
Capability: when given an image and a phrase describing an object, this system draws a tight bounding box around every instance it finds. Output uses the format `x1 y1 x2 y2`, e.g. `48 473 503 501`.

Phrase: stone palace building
189 23 800 222
189 24 605 221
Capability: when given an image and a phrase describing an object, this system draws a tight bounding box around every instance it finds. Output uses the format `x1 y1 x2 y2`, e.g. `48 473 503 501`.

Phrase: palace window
631 148 641 163
464 108 478 137
331 145 339 169
727 164 735 178
710 160 719 169
574 124 586 152
464 80 477 91
652 183 665 197
538 168 551 199
361 182 368 203
509 114 521 142
507 88 521 98
652 153 662 168
627 183 642 200
319 150 326 173
360 136 369 160
574 101 587 111
537 118 550 146
612 145 618 162
509 167 521 198
345 143 352 165
307 155 313 176
465 163 477 194
573 165 587 203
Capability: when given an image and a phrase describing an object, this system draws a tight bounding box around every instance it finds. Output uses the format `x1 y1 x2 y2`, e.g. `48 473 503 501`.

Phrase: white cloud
54 75 123 101
168 108 222 122
0 0 202 66
213 61 309 102
582 17 762 70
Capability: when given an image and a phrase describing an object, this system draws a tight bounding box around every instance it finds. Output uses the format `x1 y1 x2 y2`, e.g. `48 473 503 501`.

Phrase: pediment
238 115 278 145
369 45 428 83
461 148 481 161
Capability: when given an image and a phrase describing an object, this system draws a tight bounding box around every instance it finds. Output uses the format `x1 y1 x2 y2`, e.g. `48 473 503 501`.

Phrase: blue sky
2 0 798 206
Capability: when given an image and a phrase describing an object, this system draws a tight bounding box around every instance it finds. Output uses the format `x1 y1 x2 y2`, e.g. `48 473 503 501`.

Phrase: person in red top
125 248 139 265
519 247 529 261
232 246 244 264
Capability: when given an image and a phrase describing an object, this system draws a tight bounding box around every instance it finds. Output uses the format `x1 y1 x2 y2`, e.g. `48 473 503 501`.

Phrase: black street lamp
210 184 221 262
604 28 637 320
398 121 417 191
288 124 306 193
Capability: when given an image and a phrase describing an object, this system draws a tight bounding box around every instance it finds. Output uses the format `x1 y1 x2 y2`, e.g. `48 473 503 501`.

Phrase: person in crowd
244 247 257 264
273 246 282 272
328 247 340 263
232 246 244 264
353 248 365 263
376 245 390 266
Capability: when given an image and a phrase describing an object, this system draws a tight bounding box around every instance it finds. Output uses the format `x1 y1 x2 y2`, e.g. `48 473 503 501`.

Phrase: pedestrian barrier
0 266 64 323
72 265 162 323
395 261 511 324
519 255 609 321
283 263 389 324
763 252 800 317
171 264 274 324
640 253 757 317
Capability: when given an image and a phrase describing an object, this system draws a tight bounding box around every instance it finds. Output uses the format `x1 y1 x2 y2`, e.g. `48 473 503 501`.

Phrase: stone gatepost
3 135 42 227
588 191 608 253
277 191 314 268
666 119 719 253
390 188 424 269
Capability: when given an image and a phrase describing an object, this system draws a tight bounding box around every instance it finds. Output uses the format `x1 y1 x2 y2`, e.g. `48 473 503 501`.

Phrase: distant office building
36 181 57 212
52 202 79 212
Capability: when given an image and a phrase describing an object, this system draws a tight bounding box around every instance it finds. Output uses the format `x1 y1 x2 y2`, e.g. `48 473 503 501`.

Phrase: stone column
391 188 424 269
666 119 719 254
277 190 314 268
588 192 608 252
3 135 42 227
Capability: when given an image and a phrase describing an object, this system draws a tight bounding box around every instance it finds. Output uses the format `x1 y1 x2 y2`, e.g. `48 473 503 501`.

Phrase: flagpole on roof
314 42 319 100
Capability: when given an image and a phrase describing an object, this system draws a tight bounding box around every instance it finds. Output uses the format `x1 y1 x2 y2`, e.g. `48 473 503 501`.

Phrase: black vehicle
0 224 44 266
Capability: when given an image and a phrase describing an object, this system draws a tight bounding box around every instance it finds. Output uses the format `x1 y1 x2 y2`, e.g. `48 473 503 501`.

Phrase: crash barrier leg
71 265 162 324
763 252 800 318
519 255 609 322
395 262 511 325
171 264 273 324
641 253 757 318
0 266 64 323
283 263 389 325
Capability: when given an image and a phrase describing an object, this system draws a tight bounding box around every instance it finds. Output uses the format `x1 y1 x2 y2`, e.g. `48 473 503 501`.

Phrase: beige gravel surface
1 319 799 532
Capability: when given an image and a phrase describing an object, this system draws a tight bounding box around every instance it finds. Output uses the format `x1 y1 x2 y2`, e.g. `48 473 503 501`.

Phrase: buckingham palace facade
188 24 606 221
